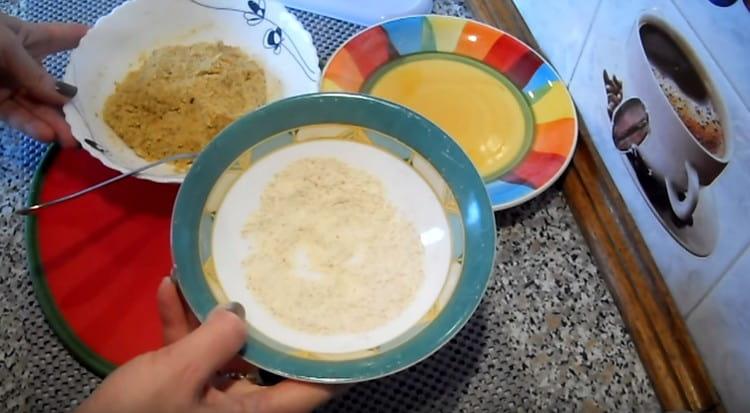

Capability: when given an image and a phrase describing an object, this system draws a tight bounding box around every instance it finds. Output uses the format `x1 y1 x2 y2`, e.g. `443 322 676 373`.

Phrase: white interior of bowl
212 140 452 354
63 0 320 183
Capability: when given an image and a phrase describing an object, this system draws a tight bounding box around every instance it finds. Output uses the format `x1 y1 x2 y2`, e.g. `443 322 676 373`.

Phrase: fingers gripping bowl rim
171 93 496 383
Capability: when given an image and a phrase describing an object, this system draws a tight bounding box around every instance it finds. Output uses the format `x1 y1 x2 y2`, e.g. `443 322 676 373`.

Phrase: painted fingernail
224 302 246 320
55 81 77 98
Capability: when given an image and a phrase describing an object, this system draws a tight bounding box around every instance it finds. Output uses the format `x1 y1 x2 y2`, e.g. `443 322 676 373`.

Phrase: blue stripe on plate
447 212 464 260
198 211 213 262
522 64 556 102
382 16 433 56
365 130 413 161
487 179 532 205
252 131 294 160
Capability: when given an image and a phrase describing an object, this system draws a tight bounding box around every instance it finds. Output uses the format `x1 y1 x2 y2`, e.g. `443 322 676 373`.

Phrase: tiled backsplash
513 0 601 83
514 0 750 411
568 0 750 317
688 247 750 413
672 1 750 109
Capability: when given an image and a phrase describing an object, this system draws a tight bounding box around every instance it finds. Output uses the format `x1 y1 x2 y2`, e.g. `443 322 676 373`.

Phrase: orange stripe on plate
324 48 364 92
533 118 576 156
454 21 503 61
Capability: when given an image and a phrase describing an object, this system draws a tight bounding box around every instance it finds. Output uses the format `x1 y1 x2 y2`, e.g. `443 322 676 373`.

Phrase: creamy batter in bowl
172 93 495 383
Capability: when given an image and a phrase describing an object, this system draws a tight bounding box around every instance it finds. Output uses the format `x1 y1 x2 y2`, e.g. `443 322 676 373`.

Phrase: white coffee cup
625 13 730 221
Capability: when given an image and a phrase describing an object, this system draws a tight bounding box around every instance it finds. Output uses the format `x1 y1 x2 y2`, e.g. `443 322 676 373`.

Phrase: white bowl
63 0 320 183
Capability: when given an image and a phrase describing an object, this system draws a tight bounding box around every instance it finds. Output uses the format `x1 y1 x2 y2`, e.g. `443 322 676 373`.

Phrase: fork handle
15 152 198 216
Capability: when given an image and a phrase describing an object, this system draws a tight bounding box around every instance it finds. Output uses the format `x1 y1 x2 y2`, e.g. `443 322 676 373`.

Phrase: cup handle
665 162 700 221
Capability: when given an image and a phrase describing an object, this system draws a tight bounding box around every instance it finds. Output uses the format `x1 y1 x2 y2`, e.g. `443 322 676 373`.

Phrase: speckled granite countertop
0 1 659 412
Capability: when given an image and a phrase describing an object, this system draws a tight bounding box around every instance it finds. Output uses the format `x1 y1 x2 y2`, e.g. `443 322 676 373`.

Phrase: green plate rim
25 144 116 377
172 92 496 383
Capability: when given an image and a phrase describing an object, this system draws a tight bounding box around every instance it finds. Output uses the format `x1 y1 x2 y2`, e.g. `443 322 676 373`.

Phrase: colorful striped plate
321 15 578 210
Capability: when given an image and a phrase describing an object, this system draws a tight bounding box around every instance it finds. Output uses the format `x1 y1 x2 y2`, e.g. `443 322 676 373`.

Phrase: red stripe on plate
345 26 398 80
506 51 543 89
482 35 529 73
503 151 566 189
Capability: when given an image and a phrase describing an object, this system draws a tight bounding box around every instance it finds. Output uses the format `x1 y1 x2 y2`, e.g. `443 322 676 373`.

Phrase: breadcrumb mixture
243 158 425 335
103 42 266 170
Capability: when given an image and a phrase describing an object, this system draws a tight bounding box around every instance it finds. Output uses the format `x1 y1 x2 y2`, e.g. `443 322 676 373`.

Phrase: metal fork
15 152 198 215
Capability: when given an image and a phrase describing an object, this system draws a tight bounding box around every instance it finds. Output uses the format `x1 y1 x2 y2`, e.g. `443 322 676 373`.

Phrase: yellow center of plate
365 52 533 179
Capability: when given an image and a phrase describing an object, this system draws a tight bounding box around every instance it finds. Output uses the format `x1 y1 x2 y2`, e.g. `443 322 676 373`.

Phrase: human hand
0 13 87 145
75 277 341 413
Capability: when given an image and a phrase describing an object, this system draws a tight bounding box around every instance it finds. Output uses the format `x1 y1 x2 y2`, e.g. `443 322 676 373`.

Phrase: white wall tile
567 0 750 314
687 248 750 412
672 0 750 110
513 0 600 83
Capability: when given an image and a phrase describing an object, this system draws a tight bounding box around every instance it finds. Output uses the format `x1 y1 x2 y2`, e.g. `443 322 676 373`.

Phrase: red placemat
28 147 178 375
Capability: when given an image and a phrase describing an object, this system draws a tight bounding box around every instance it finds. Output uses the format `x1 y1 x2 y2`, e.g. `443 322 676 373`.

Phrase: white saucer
621 151 718 257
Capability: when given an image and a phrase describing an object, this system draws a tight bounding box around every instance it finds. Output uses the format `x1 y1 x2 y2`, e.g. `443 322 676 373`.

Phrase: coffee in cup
640 23 725 158
625 13 730 222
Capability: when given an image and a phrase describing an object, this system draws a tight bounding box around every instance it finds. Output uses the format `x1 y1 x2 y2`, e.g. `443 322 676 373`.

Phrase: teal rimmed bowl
172 92 495 383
